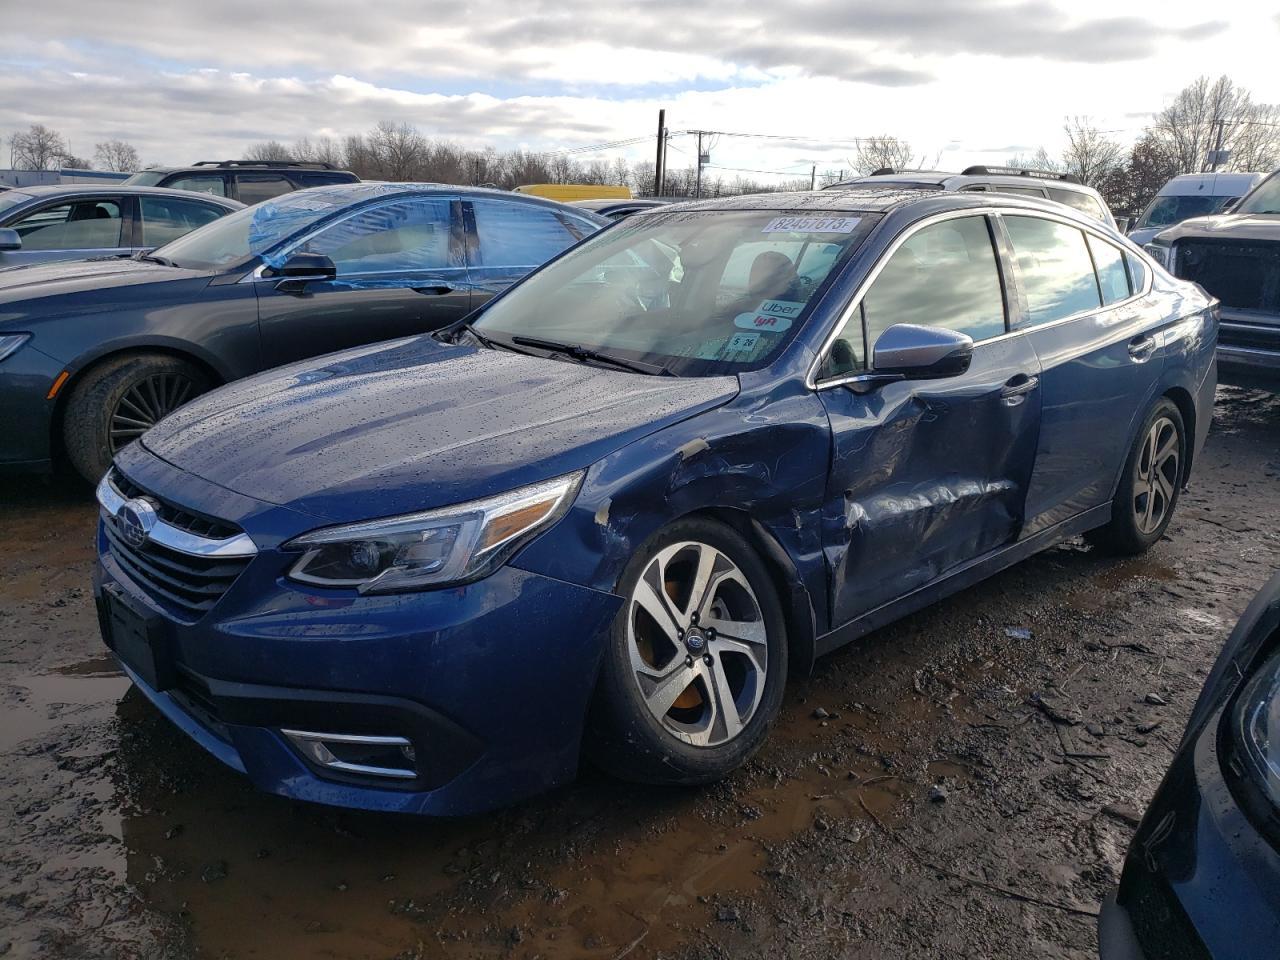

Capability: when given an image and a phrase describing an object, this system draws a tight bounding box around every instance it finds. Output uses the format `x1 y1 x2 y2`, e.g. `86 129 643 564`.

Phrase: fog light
282 729 417 781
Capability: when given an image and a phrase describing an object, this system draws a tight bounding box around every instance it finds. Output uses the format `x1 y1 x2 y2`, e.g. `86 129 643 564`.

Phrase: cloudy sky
2 0 1278 180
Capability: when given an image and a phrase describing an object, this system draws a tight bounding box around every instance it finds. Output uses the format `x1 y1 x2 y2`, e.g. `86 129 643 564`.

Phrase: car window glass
1137 194 1232 229
140 197 226 246
820 216 1006 379
165 175 227 197
988 184 1047 198
470 199 593 267
1005 215 1102 326
719 239 841 305
294 197 460 273
1086 234 1131 305
293 171 355 187
1047 187 1107 221
1236 174 1280 215
1125 252 1148 292
236 174 294 205
12 199 124 249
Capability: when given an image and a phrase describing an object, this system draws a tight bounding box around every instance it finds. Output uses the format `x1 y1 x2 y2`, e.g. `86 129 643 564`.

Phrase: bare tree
368 122 426 180
1006 147 1063 173
94 139 140 172
244 140 294 161
291 136 346 168
1152 75 1280 173
10 124 69 170
1060 117 1124 188
853 136 915 175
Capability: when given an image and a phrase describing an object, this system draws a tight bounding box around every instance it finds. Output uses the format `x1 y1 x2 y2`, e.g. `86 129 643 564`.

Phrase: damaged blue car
94 188 1218 814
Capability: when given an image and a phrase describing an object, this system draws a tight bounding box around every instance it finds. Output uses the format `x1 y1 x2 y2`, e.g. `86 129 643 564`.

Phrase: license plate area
100 583 176 691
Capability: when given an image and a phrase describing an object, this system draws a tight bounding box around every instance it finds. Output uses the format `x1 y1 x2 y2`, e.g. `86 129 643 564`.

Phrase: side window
12 200 124 250
469 199 592 267
140 197 225 247
236 175 293 205
293 197 460 274
989 185 1047 198
1004 216 1102 326
819 216 1006 378
1047 187 1107 222
292 171 355 188
1125 252 1148 292
164 175 228 197
1086 234 1131 305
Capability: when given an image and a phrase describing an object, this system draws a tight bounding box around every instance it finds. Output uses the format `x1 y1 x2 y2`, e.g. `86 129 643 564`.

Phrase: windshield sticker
762 215 861 234
754 299 805 319
734 311 793 332
727 332 761 353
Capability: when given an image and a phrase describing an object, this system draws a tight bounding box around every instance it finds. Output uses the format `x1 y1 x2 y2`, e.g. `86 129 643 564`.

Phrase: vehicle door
136 195 230 251
255 194 471 368
816 213 1043 625
463 198 600 306
0 195 134 267
998 213 1166 536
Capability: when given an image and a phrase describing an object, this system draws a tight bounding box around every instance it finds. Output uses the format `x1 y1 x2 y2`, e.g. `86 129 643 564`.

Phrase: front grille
110 469 241 540
1176 239 1280 315
102 474 251 621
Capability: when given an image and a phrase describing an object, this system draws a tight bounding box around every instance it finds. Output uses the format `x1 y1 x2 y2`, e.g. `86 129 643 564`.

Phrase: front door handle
1128 335 1156 363
412 285 455 296
1001 373 1039 406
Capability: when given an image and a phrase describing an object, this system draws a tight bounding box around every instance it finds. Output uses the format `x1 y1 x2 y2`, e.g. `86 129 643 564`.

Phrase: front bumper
1101 703 1280 959
94 450 622 815
1217 314 1280 392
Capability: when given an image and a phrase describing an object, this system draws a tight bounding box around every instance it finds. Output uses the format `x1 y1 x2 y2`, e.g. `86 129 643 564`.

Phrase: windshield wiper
137 253 176 267
442 320 538 357
510 335 672 376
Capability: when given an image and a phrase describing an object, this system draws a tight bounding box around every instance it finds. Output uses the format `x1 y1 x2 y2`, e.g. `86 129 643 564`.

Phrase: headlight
1234 651 1280 807
285 472 583 593
0 333 30 363
1143 242 1171 270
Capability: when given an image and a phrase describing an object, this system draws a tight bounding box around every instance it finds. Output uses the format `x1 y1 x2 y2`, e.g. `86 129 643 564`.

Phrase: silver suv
825 166 1115 229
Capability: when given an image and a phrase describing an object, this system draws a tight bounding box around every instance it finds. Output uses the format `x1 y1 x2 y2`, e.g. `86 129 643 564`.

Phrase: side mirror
1114 217 1131 233
0 228 22 252
872 323 974 380
270 252 336 294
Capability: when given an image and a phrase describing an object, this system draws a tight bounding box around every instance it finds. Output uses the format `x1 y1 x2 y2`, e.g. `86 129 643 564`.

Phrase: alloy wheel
109 373 197 452
627 540 768 747
1133 415 1180 535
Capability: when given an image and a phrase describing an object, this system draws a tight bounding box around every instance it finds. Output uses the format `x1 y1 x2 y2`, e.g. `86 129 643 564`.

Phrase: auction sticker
727 332 761 352
762 216 861 234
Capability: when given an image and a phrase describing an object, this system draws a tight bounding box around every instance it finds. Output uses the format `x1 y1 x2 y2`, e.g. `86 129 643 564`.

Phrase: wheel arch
1162 384 1197 482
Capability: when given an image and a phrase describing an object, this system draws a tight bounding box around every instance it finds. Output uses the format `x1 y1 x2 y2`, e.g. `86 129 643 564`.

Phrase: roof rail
961 165 1082 185
192 160 337 170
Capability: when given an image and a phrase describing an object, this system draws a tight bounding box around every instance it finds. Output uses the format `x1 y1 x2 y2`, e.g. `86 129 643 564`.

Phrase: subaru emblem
117 497 160 549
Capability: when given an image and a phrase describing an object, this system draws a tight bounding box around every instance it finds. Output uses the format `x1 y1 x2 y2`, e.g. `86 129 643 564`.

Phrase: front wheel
62 354 211 483
586 517 788 785
1086 398 1185 555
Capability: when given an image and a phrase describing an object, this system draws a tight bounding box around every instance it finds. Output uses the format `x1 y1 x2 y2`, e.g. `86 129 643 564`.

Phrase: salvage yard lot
1 387 1277 960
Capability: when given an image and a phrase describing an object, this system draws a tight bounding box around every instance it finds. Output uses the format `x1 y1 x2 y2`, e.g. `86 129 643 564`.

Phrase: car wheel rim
110 374 197 452
1133 415 1179 535
626 540 767 748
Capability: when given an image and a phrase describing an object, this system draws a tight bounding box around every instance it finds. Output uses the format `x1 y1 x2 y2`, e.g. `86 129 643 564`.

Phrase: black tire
62 353 211 484
586 516 788 785
1086 397 1186 556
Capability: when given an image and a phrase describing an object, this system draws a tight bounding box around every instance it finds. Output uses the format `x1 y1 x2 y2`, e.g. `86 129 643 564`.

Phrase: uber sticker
735 311 793 332
762 215 861 234
754 299 805 319
727 332 761 353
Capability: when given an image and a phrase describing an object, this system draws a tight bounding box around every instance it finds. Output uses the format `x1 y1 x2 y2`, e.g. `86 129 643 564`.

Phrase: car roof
1157 172 1267 196
276 181 611 222
1 184 245 206
830 172 1100 195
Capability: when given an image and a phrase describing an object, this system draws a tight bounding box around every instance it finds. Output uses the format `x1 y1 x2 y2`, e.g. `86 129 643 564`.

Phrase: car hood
0 257 213 325
1155 213 1280 245
141 336 739 523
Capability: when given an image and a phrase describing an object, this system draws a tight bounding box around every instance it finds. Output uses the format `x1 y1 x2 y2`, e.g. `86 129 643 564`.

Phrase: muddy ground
1 387 1277 960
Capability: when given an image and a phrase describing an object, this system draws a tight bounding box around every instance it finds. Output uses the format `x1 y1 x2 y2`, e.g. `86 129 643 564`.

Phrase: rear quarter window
1047 187 1107 222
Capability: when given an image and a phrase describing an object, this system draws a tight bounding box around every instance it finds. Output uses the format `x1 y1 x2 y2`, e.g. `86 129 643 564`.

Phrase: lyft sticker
734 311 793 331
762 215 861 234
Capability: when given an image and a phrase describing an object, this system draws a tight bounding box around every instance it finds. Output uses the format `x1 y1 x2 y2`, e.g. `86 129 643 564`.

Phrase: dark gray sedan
0 185 244 269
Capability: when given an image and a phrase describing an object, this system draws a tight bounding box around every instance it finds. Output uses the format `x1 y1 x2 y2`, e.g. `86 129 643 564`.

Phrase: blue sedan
93 188 1218 814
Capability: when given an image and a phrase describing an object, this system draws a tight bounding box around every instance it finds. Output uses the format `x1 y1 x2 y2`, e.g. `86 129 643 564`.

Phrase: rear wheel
587 517 788 785
1086 398 1185 555
62 354 210 483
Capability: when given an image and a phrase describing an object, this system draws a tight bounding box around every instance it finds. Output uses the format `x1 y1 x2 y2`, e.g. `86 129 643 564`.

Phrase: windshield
1237 174 1280 215
474 209 879 376
1137 194 1234 228
0 191 33 215
122 171 166 187
150 189 352 271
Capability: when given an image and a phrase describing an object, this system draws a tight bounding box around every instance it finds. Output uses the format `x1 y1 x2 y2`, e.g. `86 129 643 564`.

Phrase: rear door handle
1001 373 1039 406
413 285 455 296
1128 335 1156 362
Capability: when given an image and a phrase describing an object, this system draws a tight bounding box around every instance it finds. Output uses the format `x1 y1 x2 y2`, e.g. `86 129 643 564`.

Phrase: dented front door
818 335 1042 627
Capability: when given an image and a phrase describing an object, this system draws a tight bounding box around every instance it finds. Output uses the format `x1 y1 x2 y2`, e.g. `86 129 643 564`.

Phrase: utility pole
695 130 704 199
1208 118 1227 172
810 164 816 190
654 109 666 197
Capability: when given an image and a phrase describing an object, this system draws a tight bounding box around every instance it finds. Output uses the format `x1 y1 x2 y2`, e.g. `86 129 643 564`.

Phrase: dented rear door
818 336 1042 625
